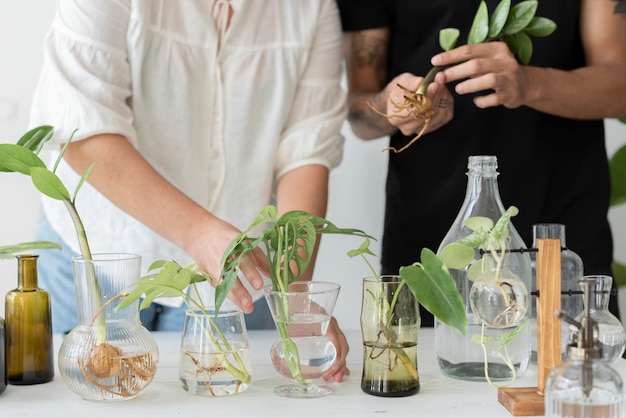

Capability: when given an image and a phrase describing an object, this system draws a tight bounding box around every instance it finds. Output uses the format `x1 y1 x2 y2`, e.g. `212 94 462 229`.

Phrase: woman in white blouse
29 0 350 382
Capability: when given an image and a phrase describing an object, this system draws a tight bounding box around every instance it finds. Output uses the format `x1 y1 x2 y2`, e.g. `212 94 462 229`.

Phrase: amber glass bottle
5 254 54 384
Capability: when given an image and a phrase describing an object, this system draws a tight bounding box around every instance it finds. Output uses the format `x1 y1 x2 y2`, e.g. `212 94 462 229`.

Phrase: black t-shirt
338 0 617 323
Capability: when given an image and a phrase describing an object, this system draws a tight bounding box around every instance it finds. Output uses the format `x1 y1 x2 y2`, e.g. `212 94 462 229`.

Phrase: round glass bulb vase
58 254 159 401
179 308 252 396
263 281 340 399
361 276 420 397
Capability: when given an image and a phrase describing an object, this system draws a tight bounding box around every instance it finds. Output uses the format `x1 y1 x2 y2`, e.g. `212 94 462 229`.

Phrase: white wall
1 1 625 333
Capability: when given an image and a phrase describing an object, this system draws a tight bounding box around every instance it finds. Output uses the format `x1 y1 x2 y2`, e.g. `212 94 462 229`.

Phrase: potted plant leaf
369 0 557 153
215 205 372 397
0 126 158 400
116 260 252 396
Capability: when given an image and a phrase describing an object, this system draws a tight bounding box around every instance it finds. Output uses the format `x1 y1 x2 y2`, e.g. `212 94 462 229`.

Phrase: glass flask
58 253 159 401
179 308 251 396
361 276 420 397
567 275 626 365
435 155 532 382
5 254 54 385
545 278 625 418
531 223 584 358
264 281 340 398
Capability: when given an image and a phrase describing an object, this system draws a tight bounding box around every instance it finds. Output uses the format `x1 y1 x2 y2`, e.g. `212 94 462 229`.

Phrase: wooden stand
497 238 562 416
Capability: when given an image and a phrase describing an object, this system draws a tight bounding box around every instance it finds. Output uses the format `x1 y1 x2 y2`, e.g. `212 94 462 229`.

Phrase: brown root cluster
184 352 243 396
368 83 434 153
78 342 157 398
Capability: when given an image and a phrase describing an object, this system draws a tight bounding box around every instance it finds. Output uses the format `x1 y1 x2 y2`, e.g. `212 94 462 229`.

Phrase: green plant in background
611 115 626 287
216 205 372 385
116 260 251 392
371 0 557 153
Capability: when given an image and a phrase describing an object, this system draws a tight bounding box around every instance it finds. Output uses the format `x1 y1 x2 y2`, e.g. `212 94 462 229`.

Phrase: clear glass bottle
5 254 54 385
531 223 584 358
435 155 532 382
0 316 6 395
545 278 625 418
567 275 626 365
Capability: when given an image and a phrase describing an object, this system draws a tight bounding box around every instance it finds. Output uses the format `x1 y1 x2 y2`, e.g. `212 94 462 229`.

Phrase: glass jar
567 275 626 365
5 254 54 385
361 276 420 397
179 308 251 396
264 281 340 398
546 278 625 418
435 155 532 382
58 253 159 401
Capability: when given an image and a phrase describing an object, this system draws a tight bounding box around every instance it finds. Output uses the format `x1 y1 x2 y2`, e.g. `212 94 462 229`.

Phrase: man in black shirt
337 0 626 325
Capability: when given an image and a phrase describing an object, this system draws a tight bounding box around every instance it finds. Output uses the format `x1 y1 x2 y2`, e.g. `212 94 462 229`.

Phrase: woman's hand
322 316 351 382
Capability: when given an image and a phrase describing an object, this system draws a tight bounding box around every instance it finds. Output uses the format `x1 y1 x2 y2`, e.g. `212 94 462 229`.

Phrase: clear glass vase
58 254 159 401
179 308 251 396
567 275 626 365
361 276 420 397
263 281 340 398
435 155 531 382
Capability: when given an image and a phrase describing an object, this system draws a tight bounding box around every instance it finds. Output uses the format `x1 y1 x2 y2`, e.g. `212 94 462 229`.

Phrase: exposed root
77 293 157 398
368 83 434 153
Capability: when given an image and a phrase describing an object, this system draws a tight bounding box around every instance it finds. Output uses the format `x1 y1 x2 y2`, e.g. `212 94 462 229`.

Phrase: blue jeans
35 211 275 333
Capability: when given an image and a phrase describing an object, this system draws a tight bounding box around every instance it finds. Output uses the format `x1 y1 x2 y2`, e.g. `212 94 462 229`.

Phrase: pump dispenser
545 278 624 418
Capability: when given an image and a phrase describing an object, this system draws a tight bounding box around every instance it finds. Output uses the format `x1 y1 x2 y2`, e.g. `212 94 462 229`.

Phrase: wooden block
498 387 544 416
536 238 562 394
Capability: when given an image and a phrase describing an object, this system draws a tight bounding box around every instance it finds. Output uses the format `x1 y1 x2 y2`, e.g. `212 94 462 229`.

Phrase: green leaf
464 216 494 232
73 163 95 202
523 16 557 37
439 28 460 51
468 1 489 44
400 248 467 335
489 0 511 38
0 241 61 259
619 115 626 124
347 238 377 258
503 0 538 35
16 125 54 154
0 143 47 174
612 261 626 287
511 31 533 64
491 206 518 240
439 243 475 269
610 144 626 206
30 166 71 201
467 258 485 281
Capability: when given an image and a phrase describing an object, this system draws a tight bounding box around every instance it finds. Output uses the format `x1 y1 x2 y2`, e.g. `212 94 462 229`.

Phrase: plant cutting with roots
116 260 252 395
438 206 530 387
370 0 556 153
0 126 157 396
216 205 371 386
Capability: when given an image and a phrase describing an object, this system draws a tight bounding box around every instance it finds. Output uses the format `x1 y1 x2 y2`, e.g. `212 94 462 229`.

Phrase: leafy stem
218 205 372 384
116 260 252 386
0 126 105 342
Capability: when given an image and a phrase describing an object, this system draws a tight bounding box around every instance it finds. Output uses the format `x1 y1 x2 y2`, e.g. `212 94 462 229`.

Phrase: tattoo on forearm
353 33 386 77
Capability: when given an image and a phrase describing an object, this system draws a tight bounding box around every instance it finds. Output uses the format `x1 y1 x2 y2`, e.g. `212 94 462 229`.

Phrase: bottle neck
16 254 39 290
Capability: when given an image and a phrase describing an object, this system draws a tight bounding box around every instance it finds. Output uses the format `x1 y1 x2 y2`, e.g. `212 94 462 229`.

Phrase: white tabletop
0 328 624 418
